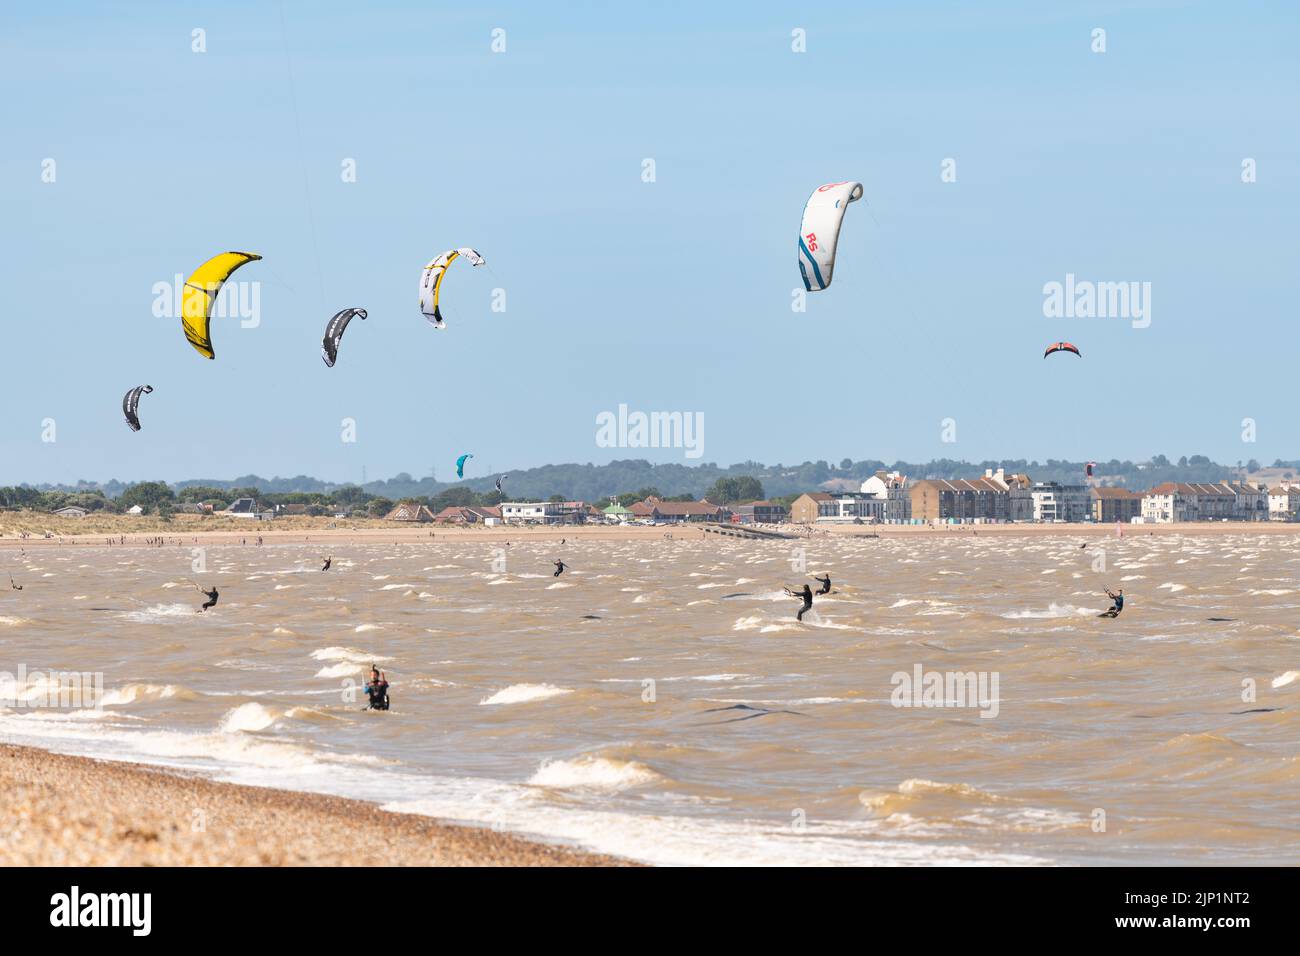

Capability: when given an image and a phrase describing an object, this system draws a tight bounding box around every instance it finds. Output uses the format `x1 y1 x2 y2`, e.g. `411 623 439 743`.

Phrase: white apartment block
501 502 562 524
1029 483 1090 522
859 470 911 522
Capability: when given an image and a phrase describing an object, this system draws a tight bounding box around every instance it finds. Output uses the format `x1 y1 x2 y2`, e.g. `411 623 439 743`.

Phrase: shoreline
3 517 1299 550
0 743 635 866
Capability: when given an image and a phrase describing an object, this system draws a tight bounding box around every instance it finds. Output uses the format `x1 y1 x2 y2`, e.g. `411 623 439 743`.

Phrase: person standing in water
322 556 332 571
553 559 567 577
785 583 814 621
1101 587 1124 618
364 667 389 711
195 583 219 612
814 573 832 595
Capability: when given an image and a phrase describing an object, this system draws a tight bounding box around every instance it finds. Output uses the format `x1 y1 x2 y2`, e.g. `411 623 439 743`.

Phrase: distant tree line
8 453 1287 516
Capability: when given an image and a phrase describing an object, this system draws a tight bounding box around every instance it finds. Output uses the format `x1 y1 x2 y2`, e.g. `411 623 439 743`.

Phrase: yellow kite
180 251 261 359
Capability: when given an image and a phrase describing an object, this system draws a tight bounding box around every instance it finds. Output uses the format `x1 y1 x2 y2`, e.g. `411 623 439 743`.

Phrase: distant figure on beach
364 667 389 711
9 574 21 591
322 556 332 571
1100 588 1124 618
553 560 567 577
814 574 832 595
785 583 814 621
195 583 219 612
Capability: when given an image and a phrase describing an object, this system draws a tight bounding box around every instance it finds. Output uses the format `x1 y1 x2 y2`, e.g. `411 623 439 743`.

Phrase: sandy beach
0 744 631 866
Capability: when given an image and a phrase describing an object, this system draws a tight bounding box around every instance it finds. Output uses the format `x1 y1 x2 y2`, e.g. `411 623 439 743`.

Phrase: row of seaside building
380 469 1300 526
793 469 1295 524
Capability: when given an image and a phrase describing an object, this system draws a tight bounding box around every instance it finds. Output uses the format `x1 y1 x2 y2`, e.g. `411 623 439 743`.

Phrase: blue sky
3 1 1297 485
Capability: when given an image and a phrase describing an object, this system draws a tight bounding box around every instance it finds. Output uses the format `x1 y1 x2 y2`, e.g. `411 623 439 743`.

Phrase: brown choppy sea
1 531 1297 864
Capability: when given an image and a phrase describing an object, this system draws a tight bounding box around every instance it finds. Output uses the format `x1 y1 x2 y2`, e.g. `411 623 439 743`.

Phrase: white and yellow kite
180 251 262 359
419 247 485 329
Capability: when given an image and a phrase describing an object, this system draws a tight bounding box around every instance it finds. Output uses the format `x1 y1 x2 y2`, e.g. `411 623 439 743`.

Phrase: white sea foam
123 603 198 622
310 646 390 664
479 683 573 706
1000 603 1094 620
100 683 192 706
314 662 363 679
218 702 278 733
528 756 659 791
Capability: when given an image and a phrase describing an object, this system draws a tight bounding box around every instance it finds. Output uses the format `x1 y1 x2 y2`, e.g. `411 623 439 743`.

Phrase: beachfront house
556 501 596 524
730 500 788 524
1141 483 1236 522
384 502 436 522
629 497 730 523
52 505 88 519
1029 482 1090 523
126 504 145 516
223 497 274 520
1090 487 1143 523
978 468 1034 522
1006 473 1035 522
499 501 598 524
1140 482 1266 522
601 502 634 524
908 477 1010 523
789 492 834 524
860 470 911 522
1267 483 1300 521
433 505 502 524
830 493 884 523
787 491 882 524
1229 481 1269 521
501 502 562 524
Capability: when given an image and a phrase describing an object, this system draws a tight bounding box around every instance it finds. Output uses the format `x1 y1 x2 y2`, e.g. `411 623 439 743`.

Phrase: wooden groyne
701 523 797 541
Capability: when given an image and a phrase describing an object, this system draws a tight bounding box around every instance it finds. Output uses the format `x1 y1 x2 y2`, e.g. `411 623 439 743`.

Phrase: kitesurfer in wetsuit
814 574 832 595
322 556 332 571
553 560 567 577
1101 588 1124 618
786 583 814 621
197 584 219 612
8 574 20 591
364 667 389 711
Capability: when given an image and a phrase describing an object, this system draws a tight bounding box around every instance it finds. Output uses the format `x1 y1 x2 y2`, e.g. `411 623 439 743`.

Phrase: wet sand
0 744 633 866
